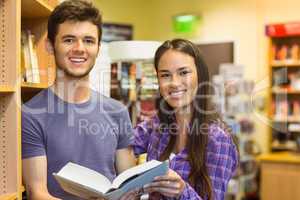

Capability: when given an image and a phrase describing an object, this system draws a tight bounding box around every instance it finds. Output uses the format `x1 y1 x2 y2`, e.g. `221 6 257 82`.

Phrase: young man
22 1 136 199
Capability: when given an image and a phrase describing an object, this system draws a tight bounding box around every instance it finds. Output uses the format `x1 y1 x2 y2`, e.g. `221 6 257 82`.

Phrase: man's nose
72 40 85 52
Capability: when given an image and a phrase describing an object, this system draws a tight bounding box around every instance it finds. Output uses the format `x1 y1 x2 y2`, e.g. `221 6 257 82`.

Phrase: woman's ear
45 39 54 54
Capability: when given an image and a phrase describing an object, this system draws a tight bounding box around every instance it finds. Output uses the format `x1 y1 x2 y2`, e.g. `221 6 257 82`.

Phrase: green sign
173 14 200 33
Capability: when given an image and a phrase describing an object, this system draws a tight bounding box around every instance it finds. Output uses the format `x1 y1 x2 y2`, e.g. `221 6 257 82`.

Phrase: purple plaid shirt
132 116 238 200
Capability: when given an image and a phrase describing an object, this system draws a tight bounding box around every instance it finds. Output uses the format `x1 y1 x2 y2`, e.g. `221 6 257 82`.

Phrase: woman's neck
174 108 192 153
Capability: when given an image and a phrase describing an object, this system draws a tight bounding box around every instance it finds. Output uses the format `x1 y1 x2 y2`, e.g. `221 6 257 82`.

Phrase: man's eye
64 38 74 43
84 39 96 44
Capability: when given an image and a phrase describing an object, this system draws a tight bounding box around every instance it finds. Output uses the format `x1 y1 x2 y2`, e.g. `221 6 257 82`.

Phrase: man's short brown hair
47 0 102 45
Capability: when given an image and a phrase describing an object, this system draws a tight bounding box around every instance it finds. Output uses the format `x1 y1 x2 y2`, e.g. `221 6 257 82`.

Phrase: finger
119 188 139 200
153 175 179 182
89 197 105 200
119 192 135 200
143 186 181 197
145 181 181 189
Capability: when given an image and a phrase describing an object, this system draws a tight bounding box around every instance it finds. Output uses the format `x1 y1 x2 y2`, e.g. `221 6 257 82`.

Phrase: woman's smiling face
157 49 198 110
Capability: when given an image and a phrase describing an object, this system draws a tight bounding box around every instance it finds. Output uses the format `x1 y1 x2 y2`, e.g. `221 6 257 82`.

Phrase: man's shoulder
22 89 51 117
22 88 49 109
94 91 127 112
21 89 51 132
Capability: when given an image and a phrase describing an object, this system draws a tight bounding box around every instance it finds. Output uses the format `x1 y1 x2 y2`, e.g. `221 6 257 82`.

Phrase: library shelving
0 0 57 199
108 41 161 126
110 61 158 126
266 22 300 152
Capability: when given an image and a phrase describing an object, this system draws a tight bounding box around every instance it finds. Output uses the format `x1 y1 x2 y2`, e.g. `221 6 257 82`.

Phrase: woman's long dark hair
154 39 218 200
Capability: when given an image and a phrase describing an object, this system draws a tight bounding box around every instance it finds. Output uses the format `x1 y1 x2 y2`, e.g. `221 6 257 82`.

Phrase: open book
53 160 168 200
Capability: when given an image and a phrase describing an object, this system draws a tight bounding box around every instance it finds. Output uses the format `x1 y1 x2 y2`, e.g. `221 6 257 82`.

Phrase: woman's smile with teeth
169 90 186 97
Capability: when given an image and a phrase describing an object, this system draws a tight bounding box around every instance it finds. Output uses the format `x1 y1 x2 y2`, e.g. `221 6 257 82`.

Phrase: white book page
57 162 112 193
111 160 162 189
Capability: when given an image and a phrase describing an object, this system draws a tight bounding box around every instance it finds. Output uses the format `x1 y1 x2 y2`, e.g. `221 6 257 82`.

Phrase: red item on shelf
266 22 300 37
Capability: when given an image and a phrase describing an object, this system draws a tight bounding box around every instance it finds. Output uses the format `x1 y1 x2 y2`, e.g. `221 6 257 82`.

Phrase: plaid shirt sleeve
132 120 151 156
178 126 238 200
206 126 239 200
178 182 203 200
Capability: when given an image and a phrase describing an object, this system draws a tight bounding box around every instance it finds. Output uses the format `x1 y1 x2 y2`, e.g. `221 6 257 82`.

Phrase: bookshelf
21 0 56 97
0 0 57 199
108 41 161 126
266 22 300 152
110 62 158 126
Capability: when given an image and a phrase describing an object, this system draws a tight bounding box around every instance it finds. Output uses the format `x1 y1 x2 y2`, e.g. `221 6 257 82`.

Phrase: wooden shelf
271 140 297 150
21 0 54 18
272 116 300 123
259 152 300 164
272 88 300 94
271 61 300 67
0 193 17 200
0 85 15 93
21 82 48 90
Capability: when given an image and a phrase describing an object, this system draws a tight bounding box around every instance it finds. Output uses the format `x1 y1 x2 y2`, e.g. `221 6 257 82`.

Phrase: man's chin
64 69 92 78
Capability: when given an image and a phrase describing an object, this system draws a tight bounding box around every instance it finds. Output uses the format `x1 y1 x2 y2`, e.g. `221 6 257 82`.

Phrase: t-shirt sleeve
22 111 46 159
116 109 134 149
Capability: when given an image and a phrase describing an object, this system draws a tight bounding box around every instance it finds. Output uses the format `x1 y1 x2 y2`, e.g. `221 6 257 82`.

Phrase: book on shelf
21 30 40 84
53 160 168 200
27 31 40 83
21 30 33 83
271 42 300 65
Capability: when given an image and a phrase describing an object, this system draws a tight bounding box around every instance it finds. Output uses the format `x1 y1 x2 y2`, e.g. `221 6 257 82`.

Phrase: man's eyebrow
60 35 97 39
61 34 76 39
84 36 97 40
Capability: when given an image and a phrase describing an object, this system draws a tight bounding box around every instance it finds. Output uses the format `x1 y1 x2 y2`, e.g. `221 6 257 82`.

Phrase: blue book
53 160 168 200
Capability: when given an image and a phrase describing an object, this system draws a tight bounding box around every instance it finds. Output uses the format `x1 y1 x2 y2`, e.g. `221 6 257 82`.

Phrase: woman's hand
89 197 107 200
143 169 186 198
119 188 141 200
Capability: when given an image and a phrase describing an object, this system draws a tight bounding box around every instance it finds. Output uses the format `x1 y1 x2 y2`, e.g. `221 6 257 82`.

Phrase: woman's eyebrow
158 69 170 73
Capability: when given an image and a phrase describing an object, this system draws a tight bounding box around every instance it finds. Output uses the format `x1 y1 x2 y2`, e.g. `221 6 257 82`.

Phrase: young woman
130 39 238 200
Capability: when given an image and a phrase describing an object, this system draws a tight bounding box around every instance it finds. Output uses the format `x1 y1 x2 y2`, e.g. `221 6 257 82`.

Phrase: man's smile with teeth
69 57 87 63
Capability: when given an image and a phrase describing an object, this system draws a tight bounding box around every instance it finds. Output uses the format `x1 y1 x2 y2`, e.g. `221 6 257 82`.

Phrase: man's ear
45 39 54 54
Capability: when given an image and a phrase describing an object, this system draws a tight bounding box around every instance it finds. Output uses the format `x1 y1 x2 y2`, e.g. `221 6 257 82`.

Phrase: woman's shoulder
207 122 235 146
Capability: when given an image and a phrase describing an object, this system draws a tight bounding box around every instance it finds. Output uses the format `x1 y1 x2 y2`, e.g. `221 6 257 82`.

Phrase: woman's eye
160 74 170 78
180 71 190 76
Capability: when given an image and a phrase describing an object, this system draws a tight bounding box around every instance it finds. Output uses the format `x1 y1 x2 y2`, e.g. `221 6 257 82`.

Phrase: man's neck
51 74 91 104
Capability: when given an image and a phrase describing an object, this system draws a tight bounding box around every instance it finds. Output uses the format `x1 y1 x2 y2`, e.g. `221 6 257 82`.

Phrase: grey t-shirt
22 88 134 199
